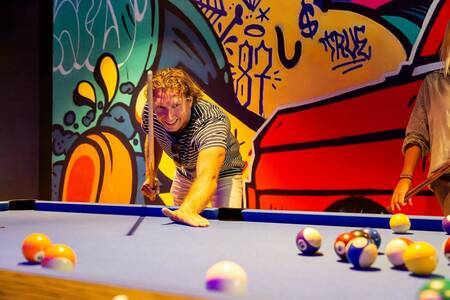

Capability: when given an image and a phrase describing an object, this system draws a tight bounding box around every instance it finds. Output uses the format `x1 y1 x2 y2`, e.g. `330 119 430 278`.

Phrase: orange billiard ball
41 244 77 272
22 233 52 263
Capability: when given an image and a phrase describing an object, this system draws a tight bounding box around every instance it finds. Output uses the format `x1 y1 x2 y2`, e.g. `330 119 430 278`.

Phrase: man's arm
162 146 225 227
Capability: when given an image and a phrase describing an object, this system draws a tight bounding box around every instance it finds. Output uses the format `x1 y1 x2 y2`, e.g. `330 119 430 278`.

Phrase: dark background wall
0 1 51 200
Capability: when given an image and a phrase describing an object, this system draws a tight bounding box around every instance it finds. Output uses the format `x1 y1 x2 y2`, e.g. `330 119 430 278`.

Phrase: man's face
153 88 192 132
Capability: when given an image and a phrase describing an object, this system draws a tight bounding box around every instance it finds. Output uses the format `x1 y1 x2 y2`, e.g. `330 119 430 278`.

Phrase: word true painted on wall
319 25 372 74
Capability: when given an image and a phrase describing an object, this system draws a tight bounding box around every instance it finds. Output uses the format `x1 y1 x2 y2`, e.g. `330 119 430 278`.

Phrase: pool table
0 200 448 299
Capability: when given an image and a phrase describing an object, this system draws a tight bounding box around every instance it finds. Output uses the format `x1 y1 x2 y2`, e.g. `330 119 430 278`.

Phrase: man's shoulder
193 99 226 119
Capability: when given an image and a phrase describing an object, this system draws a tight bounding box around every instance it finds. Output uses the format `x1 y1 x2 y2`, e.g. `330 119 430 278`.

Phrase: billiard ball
442 215 450 234
443 237 450 262
295 227 322 255
403 241 438 276
22 233 52 263
205 260 247 294
362 227 382 248
345 237 378 269
334 232 356 261
41 244 77 272
385 237 413 268
350 229 371 241
417 278 450 300
390 213 411 233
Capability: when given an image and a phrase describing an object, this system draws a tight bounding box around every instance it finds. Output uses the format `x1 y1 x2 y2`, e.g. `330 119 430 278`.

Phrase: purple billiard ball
443 215 450 234
296 227 322 255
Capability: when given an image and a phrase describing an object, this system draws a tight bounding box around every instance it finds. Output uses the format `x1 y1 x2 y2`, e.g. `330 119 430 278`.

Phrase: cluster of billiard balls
295 213 450 277
22 233 77 272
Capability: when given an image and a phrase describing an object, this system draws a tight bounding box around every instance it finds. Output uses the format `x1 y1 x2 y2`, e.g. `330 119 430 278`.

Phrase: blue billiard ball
362 227 382 248
346 237 378 269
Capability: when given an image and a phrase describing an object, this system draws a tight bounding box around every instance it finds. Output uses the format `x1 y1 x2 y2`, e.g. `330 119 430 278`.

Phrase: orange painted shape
66 155 95 202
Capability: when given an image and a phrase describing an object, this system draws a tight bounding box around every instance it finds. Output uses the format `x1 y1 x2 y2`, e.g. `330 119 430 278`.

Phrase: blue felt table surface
0 209 449 300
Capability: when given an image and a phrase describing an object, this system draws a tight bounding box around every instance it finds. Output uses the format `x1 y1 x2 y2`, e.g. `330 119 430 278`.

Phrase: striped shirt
142 99 244 180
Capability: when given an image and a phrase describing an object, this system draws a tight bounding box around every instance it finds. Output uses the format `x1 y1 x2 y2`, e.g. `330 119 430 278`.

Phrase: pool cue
387 160 450 213
146 70 157 202
404 160 450 201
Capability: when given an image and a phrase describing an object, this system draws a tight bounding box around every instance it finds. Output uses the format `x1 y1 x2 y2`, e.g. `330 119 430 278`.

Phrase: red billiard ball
334 232 356 261
22 233 52 263
443 237 450 262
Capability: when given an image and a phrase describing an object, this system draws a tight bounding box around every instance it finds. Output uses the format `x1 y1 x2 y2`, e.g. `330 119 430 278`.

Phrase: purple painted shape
351 0 391 9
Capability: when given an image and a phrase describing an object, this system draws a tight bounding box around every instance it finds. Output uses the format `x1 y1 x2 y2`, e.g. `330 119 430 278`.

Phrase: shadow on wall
325 197 388 214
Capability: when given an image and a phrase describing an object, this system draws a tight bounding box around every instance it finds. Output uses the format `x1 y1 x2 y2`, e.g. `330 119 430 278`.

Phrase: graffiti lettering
319 25 372 74
298 0 318 39
275 26 302 69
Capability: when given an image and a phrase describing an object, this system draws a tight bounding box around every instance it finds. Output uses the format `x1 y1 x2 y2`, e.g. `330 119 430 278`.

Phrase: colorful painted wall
52 0 449 215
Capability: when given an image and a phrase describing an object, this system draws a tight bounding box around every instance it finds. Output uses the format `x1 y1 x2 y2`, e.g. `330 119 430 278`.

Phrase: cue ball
345 237 378 269
296 227 322 255
22 233 52 263
390 213 411 233
385 237 413 268
205 261 247 294
41 244 77 272
443 237 450 262
403 241 438 276
442 215 450 234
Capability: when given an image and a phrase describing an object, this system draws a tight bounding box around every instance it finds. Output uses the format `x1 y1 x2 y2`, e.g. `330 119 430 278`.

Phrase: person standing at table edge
391 22 450 215
140 68 245 227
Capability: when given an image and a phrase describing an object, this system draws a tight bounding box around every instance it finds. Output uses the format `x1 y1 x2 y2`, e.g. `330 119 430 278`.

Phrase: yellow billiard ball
389 213 411 233
22 233 52 263
403 241 438 276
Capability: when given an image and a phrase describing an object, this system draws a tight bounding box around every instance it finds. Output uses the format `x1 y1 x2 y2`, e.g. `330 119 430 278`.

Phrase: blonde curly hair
440 21 450 77
151 68 203 101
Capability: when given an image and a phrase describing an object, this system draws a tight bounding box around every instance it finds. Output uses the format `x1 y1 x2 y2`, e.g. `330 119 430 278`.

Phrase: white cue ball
205 260 247 294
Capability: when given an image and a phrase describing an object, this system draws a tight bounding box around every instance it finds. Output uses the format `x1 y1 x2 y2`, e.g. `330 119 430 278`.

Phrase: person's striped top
142 99 244 180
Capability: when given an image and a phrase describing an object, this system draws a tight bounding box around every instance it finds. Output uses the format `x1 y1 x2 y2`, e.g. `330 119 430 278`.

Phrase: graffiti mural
52 0 448 215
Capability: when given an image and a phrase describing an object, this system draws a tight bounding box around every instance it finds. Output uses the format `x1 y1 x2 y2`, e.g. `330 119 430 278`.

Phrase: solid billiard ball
385 237 413 268
334 232 355 261
417 278 450 300
442 215 450 234
443 237 450 262
362 227 382 248
389 213 411 233
403 241 438 276
22 233 52 263
41 244 77 272
345 237 377 269
295 227 322 255
205 260 247 294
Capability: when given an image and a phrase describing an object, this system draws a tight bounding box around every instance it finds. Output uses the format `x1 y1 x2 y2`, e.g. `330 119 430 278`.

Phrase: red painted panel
260 81 422 148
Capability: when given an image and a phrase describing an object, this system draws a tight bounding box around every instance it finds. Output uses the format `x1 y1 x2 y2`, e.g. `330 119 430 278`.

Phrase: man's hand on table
162 207 210 227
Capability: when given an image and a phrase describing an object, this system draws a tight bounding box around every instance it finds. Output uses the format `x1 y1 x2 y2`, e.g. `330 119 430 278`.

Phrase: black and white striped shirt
142 99 244 180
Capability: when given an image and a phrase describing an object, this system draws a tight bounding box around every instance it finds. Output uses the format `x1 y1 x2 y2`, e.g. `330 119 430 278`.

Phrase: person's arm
390 76 431 212
162 146 225 227
141 136 163 200
390 145 421 211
